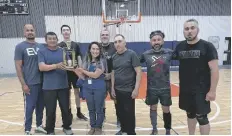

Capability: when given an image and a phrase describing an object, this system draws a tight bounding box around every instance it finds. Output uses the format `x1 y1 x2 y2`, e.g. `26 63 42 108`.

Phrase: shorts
145 89 172 106
67 71 78 89
105 80 114 100
179 92 211 115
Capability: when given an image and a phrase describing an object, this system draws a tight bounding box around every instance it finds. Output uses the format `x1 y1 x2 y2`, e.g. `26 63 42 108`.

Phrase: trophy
63 41 77 69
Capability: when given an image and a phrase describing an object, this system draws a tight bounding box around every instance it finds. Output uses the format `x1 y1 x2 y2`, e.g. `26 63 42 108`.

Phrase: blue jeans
24 84 44 131
85 88 106 128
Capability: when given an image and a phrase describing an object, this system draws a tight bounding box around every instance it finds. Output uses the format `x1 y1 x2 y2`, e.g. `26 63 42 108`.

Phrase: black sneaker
166 129 170 135
150 129 158 135
47 132 55 135
77 113 88 121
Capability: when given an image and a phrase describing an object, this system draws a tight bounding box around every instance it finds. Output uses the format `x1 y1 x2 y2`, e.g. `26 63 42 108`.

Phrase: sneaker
88 128 95 135
166 129 170 135
25 131 32 135
115 130 127 135
34 125 47 134
77 113 88 121
47 132 55 135
150 129 158 135
63 129 74 135
94 128 102 135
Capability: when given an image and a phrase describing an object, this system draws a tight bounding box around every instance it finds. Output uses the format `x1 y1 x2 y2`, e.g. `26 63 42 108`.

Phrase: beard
185 34 197 41
152 44 162 51
102 40 109 45
27 37 35 40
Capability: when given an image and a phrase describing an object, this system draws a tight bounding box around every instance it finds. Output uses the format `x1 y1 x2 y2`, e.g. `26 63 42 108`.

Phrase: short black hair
23 24 35 29
149 30 165 39
185 18 198 24
114 34 125 39
45 32 58 40
60 25 71 33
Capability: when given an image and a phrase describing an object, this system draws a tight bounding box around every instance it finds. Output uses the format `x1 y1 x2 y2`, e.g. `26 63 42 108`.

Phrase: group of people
14 18 219 135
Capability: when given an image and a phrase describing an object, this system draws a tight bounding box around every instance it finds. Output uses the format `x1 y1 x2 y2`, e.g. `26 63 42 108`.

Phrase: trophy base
65 66 75 70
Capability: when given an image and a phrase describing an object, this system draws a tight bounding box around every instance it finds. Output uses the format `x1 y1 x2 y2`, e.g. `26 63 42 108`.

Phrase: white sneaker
63 129 74 135
25 131 32 135
34 125 47 134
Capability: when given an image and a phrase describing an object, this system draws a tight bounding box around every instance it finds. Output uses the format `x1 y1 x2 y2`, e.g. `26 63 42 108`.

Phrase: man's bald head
24 24 35 41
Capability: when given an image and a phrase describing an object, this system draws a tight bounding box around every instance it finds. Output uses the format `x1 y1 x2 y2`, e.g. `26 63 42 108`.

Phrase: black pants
116 90 136 135
44 88 72 134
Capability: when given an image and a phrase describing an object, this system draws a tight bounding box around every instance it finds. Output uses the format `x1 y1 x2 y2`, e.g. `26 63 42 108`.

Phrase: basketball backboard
102 0 141 24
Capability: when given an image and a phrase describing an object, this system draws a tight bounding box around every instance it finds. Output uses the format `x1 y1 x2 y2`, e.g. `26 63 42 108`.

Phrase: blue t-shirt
83 61 106 90
38 47 68 90
14 41 42 85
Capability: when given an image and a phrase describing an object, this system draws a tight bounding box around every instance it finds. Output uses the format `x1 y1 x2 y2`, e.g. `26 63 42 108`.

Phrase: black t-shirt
112 49 141 92
101 42 117 73
173 39 218 94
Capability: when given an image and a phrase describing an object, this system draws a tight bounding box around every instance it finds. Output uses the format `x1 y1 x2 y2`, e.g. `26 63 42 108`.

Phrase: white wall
0 16 230 74
0 38 44 74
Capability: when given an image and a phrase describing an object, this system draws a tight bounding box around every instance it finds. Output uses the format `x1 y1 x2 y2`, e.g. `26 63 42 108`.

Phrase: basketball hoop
103 16 126 27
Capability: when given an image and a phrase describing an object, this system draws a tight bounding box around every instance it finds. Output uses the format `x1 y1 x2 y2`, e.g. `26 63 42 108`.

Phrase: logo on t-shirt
151 55 165 73
26 48 37 56
103 52 111 59
179 50 200 59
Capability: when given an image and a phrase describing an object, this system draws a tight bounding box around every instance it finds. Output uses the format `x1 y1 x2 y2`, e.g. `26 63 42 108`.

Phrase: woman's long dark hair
83 42 104 70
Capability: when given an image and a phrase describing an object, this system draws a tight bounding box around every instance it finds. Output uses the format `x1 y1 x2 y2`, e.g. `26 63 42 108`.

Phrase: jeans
85 88 106 128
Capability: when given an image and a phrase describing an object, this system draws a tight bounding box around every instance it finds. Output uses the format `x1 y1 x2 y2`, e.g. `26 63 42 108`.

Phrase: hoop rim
102 12 141 24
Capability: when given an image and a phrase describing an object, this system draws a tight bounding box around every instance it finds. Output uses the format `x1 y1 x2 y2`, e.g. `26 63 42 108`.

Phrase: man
58 25 87 121
100 28 120 126
173 19 219 135
14 24 46 135
38 32 73 135
140 30 172 135
111 34 142 135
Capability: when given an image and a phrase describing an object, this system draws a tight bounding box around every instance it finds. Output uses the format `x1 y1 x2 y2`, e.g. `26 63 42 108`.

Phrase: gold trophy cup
63 46 77 70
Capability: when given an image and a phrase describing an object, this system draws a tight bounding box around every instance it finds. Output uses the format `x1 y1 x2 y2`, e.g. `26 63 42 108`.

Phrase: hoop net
119 16 126 24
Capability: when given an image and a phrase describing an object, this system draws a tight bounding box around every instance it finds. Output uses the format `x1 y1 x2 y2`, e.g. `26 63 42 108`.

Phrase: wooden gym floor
0 69 230 135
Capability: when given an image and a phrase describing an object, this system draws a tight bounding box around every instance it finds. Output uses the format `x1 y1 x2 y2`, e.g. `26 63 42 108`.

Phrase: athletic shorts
145 89 172 106
179 92 211 115
67 71 78 89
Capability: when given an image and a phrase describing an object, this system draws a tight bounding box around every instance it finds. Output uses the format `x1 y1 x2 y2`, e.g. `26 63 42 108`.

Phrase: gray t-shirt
141 48 173 94
112 49 140 92
14 41 42 85
38 47 68 90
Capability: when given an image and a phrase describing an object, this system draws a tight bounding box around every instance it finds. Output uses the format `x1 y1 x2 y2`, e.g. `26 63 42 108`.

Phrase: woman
74 42 106 135
38 32 73 135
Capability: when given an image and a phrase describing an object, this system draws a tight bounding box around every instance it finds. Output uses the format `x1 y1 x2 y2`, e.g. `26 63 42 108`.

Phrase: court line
0 101 222 132
0 81 224 132
0 91 21 96
0 119 229 132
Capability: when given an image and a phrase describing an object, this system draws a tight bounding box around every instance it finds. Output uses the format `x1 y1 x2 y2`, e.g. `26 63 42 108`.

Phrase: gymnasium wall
0 0 231 75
